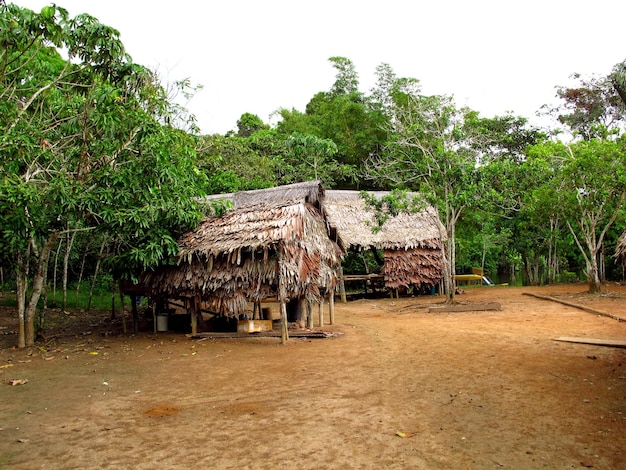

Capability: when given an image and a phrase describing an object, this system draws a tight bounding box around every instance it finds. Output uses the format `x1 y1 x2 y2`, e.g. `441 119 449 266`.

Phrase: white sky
15 0 626 135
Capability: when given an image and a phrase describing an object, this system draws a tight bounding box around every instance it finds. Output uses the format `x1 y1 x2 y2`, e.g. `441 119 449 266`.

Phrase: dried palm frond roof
200 180 324 211
178 199 337 262
323 190 444 250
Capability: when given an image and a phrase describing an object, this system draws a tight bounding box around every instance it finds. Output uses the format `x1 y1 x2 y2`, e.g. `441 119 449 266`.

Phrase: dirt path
1 284 626 469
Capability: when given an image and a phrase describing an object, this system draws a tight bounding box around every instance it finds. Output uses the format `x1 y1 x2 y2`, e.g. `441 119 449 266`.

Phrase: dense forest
2 3 626 347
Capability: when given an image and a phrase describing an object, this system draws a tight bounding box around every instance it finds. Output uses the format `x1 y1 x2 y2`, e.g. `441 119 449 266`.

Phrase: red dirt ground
1 283 626 469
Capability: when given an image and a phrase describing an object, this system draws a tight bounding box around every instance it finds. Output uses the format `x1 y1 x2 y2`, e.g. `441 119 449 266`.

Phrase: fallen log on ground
554 336 626 348
522 292 626 322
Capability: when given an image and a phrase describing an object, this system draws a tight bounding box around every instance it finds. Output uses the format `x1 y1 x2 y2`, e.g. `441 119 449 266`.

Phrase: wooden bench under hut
323 190 445 299
140 181 343 343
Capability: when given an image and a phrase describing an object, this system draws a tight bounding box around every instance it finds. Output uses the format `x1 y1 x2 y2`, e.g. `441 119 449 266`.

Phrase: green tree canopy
0 3 206 347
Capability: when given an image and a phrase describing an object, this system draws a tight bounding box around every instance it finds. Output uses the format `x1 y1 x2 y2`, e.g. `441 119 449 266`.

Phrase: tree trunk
62 230 76 311
445 217 456 303
88 238 107 312
52 237 62 303
586 255 602 293
76 235 91 308
23 233 59 347
16 249 30 349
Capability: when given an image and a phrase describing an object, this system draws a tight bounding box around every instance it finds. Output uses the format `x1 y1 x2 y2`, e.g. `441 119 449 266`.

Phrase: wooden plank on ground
429 302 501 313
554 336 626 348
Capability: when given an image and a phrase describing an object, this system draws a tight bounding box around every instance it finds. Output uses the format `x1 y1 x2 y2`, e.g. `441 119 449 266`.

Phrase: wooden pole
280 301 289 344
306 299 313 329
338 266 347 303
152 302 157 334
130 293 138 333
297 298 306 328
190 297 198 336
318 297 324 327
120 285 126 335
329 292 335 325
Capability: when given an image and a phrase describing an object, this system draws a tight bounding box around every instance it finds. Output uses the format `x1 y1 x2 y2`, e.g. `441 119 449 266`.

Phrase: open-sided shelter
323 190 445 293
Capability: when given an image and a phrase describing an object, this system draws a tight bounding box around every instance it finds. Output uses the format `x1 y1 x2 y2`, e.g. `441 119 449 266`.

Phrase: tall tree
0 4 205 347
364 94 482 302
282 132 350 186
546 73 626 140
527 139 626 292
610 58 626 106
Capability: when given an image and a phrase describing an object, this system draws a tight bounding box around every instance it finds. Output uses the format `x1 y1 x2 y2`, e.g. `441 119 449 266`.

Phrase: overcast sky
15 0 626 134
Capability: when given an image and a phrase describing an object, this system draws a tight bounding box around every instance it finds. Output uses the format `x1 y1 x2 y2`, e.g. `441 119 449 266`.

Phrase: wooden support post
130 293 138 333
280 301 289 344
190 297 198 336
297 298 307 328
152 302 157 334
306 299 313 329
318 297 324 327
338 266 347 303
120 288 127 334
329 292 335 325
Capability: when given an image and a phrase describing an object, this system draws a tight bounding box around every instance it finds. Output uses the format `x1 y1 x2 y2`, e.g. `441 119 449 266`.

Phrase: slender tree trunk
52 238 62 304
23 233 59 347
509 261 516 286
88 237 107 312
62 230 76 311
16 249 30 349
76 235 91 308
445 202 460 304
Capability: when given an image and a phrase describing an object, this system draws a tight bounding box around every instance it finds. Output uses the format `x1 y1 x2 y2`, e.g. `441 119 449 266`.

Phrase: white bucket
156 313 168 332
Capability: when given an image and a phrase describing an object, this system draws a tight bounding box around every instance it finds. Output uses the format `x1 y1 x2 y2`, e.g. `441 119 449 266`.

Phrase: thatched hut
323 190 445 293
141 181 342 339
141 182 445 340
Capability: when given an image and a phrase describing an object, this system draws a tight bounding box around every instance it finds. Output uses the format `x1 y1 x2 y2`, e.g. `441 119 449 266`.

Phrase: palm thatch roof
141 181 341 317
201 180 325 211
323 190 443 250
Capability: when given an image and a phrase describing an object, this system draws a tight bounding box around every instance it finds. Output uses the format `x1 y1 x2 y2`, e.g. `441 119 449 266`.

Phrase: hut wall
381 247 444 289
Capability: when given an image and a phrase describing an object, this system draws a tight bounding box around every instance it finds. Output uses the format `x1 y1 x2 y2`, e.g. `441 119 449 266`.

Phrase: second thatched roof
323 190 443 251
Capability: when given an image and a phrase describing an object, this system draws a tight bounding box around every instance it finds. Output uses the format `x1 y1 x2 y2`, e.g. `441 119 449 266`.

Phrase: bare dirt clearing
1 284 626 469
